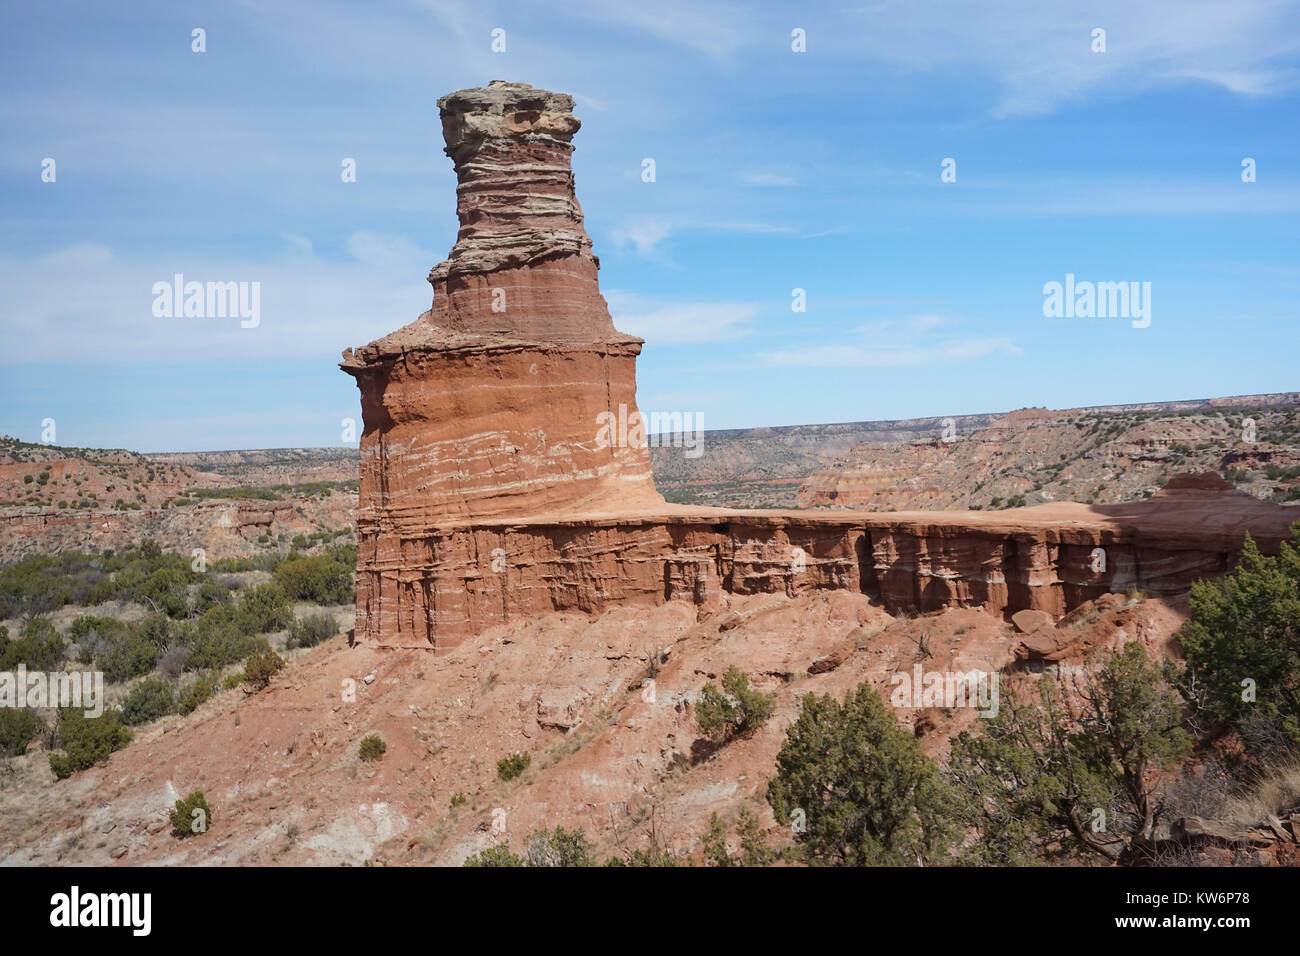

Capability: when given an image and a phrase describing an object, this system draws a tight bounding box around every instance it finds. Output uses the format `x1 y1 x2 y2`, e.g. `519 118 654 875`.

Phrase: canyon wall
354 488 1296 650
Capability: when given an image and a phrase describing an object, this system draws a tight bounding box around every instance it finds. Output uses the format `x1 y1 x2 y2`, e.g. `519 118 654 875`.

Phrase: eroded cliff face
353 489 1296 650
343 82 1298 651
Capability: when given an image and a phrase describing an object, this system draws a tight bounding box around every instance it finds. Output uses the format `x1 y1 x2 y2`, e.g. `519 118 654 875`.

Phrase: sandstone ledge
340 331 644 370
377 494 1295 548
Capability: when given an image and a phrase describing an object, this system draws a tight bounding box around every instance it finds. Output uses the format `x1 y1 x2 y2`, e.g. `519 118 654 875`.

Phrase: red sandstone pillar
341 82 663 647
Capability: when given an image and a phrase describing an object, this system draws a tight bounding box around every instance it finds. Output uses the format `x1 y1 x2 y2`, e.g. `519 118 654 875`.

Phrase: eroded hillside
0 587 1194 866
797 403 1300 512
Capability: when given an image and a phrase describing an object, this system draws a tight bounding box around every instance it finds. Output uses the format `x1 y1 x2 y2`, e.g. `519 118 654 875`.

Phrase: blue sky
1 0 1297 452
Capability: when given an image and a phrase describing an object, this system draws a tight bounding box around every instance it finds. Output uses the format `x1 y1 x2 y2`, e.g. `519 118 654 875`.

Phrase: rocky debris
1013 631 1064 661
808 633 860 674
1172 816 1289 846
1121 823 1251 865
1265 815 1293 843
0 583 1283 868
1011 609 1055 634
1011 609 1068 661
0 588 1014 866
1013 593 1160 663
536 685 589 730
1140 814 1300 865
1058 592 1125 627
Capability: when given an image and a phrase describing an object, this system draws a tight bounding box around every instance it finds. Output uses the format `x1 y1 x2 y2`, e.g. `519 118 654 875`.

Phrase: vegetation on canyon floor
0 538 352 778
46 707 133 780
169 790 212 840
496 751 531 781
358 734 387 762
695 665 777 743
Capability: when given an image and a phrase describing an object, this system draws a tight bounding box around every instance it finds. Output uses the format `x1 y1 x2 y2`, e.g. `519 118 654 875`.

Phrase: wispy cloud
606 291 761 344
741 172 798 187
1175 67 1297 95
952 180 1300 218
416 0 476 41
759 314 1021 367
571 0 761 60
570 91 609 111
609 218 797 257
855 314 949 336
609 219 676 257
0 233 433 364
840 0 1300 116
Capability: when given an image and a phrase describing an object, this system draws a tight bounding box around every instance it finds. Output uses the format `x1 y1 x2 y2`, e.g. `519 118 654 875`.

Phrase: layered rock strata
344 82 1297 651
341 82 662 529
353 491 1297 649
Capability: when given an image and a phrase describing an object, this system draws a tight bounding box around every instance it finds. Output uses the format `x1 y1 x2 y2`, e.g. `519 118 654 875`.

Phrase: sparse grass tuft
1221 759 1300 827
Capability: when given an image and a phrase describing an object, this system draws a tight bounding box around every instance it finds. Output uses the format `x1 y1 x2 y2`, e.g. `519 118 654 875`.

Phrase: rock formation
341 81 661 522
347 495 1295 649
343 82 1299 651
342 82 669 644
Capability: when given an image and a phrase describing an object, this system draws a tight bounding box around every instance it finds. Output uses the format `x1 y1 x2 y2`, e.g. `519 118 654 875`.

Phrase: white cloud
711 220 798 235
839 0 1300 116
742 172 798 187
958 180 1300 217
570 91 609 112
416 0 476 41
572 0 762 60
0 234 434 364
605 291 761 344
608 218 796 258
759 314 1021 367
762 338 1021 368
1173 67 1296 95
610 219 676 256
855 314 949 336
281 233 314 256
